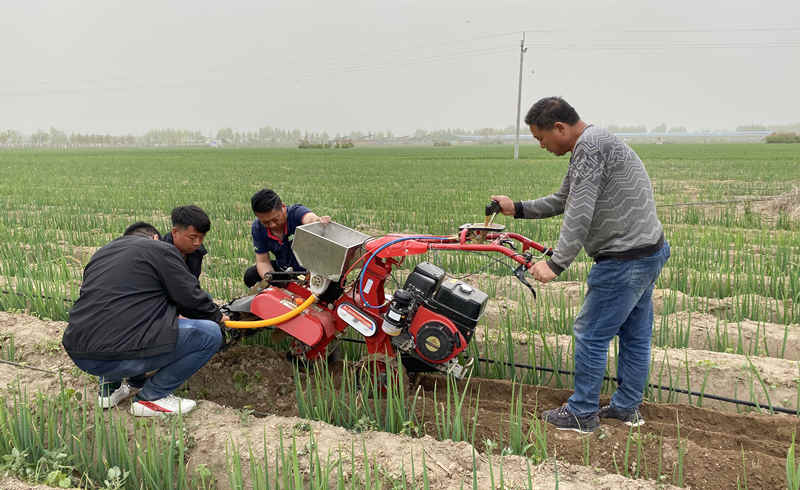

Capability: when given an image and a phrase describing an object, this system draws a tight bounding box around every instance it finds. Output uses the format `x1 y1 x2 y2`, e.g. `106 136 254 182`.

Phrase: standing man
491 97 669 433
63 222 228 416
243 188 330 288
161 205 210 279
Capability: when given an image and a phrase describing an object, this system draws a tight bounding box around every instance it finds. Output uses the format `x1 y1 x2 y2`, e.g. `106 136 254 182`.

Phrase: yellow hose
224 294 318 329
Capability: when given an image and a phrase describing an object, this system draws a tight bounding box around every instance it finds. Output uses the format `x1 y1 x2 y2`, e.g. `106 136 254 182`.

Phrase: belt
594 234 665 263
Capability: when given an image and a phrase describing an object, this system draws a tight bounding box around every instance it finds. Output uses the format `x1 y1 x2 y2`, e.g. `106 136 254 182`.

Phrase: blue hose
358 235 450 309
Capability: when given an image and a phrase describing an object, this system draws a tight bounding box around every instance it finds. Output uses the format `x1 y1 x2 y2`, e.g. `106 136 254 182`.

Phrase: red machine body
250 285 336 348
230 225 552 375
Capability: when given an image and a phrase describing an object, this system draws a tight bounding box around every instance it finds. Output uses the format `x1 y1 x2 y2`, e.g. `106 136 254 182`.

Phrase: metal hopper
292 221 370 280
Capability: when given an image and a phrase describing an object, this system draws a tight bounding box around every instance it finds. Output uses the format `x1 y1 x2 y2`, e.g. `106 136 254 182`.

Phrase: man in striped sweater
492 97 670 433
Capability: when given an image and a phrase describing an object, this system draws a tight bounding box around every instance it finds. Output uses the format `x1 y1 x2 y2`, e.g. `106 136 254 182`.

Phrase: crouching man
243 188 330 288
62 222 229 416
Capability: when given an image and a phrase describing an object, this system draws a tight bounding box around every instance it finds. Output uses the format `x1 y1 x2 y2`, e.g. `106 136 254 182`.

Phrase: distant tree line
0 125 524 148
737 123 800 132
2 122 798 148
605 124 689 134
765 132 800 143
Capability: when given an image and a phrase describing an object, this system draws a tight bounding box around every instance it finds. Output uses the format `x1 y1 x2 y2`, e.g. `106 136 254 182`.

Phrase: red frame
331 230 550 358
247 230 551 363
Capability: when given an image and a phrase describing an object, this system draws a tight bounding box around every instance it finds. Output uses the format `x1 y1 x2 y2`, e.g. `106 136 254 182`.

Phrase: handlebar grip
485 200 502 216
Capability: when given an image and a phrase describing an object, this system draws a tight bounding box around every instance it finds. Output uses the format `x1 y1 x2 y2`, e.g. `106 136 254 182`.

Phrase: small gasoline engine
383 262 487 374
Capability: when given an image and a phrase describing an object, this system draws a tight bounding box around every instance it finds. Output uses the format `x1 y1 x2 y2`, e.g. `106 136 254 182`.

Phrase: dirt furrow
416 375 796 490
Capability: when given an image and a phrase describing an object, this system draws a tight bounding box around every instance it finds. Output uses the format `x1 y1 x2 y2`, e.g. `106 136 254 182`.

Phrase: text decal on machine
337 303 376 337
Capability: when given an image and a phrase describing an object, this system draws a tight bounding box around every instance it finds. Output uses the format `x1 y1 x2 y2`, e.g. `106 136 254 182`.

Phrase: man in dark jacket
62 222 229 416
161 205 209 279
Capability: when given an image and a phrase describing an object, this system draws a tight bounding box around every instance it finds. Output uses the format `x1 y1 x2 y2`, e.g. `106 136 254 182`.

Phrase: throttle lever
485 200 502 216
513 263 537 299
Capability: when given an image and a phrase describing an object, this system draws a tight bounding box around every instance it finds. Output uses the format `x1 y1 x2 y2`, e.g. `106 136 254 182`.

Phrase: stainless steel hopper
293 221 370 280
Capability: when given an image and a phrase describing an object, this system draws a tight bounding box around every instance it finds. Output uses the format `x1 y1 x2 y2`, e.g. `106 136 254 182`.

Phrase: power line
2 25 798 98
525 40 800 50
0 45 514 98
520 25 800 34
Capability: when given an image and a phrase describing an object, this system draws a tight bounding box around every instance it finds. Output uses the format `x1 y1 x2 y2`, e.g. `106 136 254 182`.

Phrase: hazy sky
2 0 799 135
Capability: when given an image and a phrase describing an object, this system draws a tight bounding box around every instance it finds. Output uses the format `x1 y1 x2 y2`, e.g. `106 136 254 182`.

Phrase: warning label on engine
337 303 376 337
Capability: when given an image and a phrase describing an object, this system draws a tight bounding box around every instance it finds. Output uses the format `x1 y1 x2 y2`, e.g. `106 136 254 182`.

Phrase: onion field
1 143 799 488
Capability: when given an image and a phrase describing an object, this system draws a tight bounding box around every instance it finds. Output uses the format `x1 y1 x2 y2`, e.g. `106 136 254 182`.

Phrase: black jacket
161 232 207 279
62 235 222 360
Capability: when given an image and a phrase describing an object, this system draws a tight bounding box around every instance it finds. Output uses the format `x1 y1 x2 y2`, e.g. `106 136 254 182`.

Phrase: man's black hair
171 205 211 233
524 97 580 129
123 221 161 239
251 188 283 214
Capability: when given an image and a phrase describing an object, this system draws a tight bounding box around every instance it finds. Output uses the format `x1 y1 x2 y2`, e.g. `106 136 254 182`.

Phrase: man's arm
516 174 570 219
154 246 223 322
490 174 569 220
255 252 275 280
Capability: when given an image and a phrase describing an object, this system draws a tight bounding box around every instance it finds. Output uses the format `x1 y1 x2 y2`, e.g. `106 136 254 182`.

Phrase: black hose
337 337 799 416
1 289 75 304
472 355 799 416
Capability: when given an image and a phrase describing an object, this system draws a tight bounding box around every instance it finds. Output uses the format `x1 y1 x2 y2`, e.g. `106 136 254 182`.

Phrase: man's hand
489 195 515 216
528 260 556 283
302 212 331 225
221 314 230 324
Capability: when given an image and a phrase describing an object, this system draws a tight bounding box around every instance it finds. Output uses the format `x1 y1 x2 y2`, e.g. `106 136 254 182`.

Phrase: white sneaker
130 394 197 417
98 383 134 409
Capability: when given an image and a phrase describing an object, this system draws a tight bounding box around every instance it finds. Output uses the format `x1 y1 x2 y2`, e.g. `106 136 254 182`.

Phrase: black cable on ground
337 336 798 416
472 355 799 416
1 289 75 304
657 195 793 208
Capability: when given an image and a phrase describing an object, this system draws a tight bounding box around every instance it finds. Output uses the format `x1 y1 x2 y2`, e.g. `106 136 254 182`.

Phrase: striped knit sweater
518 125 664 274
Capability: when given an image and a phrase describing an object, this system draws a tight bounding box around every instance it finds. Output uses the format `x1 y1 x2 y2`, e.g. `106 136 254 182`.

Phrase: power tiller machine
221 206 552 379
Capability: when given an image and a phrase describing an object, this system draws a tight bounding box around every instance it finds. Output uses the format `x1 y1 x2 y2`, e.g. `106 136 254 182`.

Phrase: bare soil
0 312 673 489
753 186 800 221
2 310 798 489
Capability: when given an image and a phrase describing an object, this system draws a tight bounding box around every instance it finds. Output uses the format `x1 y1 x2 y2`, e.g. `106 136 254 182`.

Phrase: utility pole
513 32 527 160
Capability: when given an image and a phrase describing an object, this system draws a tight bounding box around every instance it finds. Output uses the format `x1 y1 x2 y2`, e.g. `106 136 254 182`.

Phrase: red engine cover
407 306 466 364
250 287 336 347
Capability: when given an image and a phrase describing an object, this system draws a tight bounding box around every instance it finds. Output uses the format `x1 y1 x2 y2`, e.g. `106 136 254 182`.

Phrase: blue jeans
567 242 670 416
72 318 222 401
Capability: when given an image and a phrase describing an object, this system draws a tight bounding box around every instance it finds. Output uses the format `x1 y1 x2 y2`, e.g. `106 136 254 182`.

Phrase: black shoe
598 404 644 427
541 404 598 434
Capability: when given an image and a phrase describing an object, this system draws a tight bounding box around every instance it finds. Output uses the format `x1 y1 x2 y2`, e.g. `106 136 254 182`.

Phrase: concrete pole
513 32 527 160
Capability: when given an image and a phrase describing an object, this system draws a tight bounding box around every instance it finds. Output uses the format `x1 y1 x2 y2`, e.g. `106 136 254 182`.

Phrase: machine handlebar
364 229 553 298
